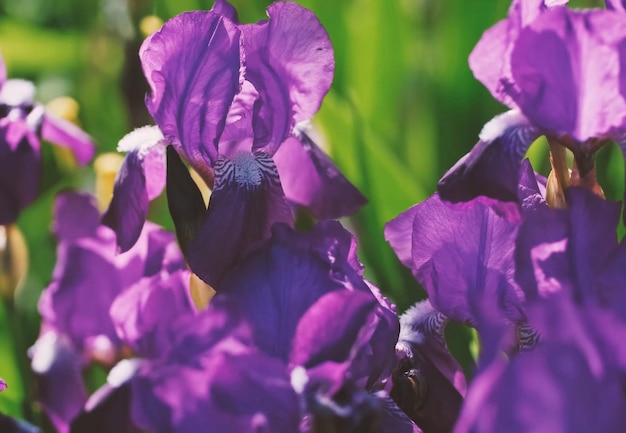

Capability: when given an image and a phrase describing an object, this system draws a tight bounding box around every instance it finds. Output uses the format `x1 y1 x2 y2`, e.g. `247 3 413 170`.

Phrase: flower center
232 152 263 187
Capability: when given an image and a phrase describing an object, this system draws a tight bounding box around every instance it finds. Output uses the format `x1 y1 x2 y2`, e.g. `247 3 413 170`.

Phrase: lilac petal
110 269 194 358
0 378 6 392
0 52 5 87
509 8 626 141
70 382 141 433
102 150 149 253
242 2 334 153
30 333 87 433
140 11 241 168
132 351 299 433
53 191 101 242
469 0 564 107
273 134 367 219
0 131 40 225
290 290 377 368
187 152 293 287
598 241 626 319
393 301 465 432
386 194 523 324
41 113 95 165
515 187 621 302
384 205 418 268
438 111 540 203
219 222 369 361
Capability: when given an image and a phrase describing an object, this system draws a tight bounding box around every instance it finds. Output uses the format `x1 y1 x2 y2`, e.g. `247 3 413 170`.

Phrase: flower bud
0 225 29 301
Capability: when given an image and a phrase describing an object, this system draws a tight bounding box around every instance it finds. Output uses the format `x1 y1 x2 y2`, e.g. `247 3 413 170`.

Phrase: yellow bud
0 225 29 301
140 15 164 38
46 96 80 124
190 273 215 310
546 169 568 209
94 153 125 211
189 167 212 206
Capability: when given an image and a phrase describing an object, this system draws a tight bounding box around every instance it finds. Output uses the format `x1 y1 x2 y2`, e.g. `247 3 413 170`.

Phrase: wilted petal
140 11 241 168
242 2 334 153
30 333 87 433
41 113 95 165
187 152 293 287
438 111 540 203
0 131 40 225
102 150 149 253
273 134 367 219
508 8 626 141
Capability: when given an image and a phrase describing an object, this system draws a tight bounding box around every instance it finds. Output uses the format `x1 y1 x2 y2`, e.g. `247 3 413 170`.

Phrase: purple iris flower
454 187 626 432
0 55 95 225
0 378 5 392
73 221 439 432
30 190 187 433
438 1 626 206
103 0 366 288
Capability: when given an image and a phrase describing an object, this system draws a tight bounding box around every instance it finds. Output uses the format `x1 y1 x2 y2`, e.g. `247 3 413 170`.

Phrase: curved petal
187 152 293 287
41 113 95 165
273 134 367 219
140 11 241 168
509 8 626 141
242 2 334 153
102 150 149 253
391 193 523 324
438 111 540 203
607 0 626 11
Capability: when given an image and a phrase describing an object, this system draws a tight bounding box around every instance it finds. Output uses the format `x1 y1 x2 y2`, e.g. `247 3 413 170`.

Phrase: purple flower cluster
387 1 626 431
22 1 466 432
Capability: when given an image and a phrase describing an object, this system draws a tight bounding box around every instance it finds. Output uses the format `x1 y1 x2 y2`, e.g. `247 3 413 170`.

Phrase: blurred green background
0 0 621 428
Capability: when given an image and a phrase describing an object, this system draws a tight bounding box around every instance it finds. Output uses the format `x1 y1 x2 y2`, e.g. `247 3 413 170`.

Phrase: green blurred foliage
0 0 621 427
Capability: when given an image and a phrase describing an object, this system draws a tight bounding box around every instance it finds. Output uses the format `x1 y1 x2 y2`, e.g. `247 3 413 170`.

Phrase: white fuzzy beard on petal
117 125 165 158
0 79 36 107
479 110 530 143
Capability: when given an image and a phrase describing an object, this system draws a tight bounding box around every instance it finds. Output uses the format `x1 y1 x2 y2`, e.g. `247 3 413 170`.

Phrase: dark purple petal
242 2 334 153
102 150 149 253
187 152 293 287
515 187 621 302
219 222 369 361
41 113 95 165
53 191 101 242
438 111 540 203
393 300 465 432
598 241 626 320
140 11 241 168
29 333 87 433
386 194 523 324
273 134 367 219
70 382 141 433
516 159 547 212
0 130 40 225
509 8 626 141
